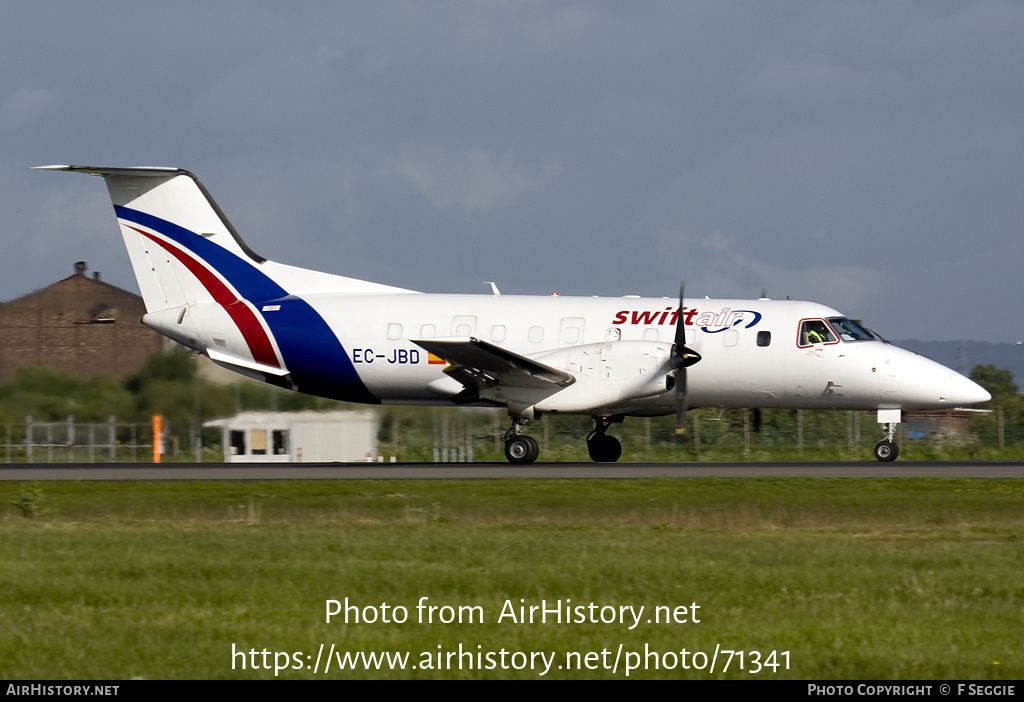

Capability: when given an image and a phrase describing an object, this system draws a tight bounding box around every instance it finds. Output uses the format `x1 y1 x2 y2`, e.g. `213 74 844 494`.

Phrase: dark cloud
6 1 1023 341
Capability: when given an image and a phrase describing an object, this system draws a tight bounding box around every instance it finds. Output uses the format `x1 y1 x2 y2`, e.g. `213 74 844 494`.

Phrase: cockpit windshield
827 317 874 342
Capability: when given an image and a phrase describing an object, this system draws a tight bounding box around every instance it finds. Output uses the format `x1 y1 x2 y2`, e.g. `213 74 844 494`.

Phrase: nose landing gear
874 410 901 462
874 437 899 462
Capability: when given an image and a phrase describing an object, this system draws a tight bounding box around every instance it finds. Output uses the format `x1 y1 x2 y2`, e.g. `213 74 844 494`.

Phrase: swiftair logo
612 307 761 332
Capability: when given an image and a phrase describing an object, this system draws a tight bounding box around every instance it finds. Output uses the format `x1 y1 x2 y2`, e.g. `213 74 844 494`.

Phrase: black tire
874 440 899 462
587 434 622 463
505 435 539 464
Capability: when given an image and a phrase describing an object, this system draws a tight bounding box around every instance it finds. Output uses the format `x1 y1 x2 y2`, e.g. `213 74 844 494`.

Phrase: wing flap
413 337 575 389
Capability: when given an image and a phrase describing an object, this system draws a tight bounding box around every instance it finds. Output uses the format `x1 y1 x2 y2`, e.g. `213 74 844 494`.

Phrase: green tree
969 364 1018 404
123 349 197 392
0 366 134 422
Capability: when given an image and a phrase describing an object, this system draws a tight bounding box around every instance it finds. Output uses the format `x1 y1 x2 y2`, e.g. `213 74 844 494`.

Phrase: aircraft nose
945 372 991 406
920 361 991 406
886 348 992 408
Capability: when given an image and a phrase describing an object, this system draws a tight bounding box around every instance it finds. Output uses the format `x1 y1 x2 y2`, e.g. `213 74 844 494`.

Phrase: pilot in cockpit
803 320 834 345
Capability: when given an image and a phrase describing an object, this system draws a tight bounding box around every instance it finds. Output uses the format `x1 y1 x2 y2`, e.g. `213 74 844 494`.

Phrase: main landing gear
502 415 625 464
503 418 539 464
587 415 623 463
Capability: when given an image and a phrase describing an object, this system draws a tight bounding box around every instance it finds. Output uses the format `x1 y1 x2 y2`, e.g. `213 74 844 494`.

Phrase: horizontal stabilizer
34 165 187 177
206 347 291 378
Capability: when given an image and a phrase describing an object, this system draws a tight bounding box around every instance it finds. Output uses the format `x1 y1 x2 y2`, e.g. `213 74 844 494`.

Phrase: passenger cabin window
420 324 436 338
491 325 507 342
529 326 544 343
757 331 771 347
798 319 837 347
387 323 403 340
452 315 476 337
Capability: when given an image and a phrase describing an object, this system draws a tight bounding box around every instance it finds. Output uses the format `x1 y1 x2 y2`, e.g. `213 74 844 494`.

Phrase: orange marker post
152 415 162 464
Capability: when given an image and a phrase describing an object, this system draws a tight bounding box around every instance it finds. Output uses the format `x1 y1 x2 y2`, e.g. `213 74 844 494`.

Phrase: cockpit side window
798 319 838 347
827 317 874 342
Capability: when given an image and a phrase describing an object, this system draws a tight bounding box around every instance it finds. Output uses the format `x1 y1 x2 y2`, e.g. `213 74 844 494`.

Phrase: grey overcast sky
4 1 1023 342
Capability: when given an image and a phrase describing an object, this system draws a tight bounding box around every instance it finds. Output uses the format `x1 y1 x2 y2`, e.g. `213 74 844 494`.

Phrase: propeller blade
671 283 702 369
673 283 686 351
672 282 701 434
674 364 689 435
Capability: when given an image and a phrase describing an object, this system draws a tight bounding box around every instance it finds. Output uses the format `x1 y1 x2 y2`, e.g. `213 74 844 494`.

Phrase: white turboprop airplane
36 165 991 463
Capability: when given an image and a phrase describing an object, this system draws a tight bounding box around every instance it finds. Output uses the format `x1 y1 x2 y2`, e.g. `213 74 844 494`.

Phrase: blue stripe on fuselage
116 206 379 404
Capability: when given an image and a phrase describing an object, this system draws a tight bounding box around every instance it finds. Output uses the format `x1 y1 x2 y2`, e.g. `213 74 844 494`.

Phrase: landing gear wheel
874 440 899 462
587 434 622 463
505 435 539 464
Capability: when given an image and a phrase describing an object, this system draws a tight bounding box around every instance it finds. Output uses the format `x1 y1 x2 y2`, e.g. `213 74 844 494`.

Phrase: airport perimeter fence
4 405 1019 463
410 405 1023 462
1 416 159 463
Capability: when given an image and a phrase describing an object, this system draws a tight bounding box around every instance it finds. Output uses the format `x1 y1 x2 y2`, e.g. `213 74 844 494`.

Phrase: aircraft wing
413 337 575 389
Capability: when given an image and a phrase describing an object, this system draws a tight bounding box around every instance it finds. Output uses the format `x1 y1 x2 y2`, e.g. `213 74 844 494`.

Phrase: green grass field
1 478 1022 679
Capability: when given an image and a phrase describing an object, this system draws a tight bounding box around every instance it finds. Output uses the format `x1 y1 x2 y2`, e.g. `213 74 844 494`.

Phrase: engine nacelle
479 340 675 416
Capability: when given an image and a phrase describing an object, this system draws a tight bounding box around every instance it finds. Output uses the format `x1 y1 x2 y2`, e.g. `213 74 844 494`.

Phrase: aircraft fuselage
37 164 991 462
143 291 986 417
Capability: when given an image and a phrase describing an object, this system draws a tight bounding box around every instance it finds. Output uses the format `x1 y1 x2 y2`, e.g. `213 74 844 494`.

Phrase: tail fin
37 165 400 404
35 166 263 312
35 165 410 313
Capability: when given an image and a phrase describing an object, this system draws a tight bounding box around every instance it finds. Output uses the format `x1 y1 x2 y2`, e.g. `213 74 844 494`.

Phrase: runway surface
2 461 1024 480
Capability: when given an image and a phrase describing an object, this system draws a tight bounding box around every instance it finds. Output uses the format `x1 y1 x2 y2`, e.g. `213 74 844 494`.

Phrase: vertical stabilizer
36 164 403 405
35 166 263 313
35 165 413 312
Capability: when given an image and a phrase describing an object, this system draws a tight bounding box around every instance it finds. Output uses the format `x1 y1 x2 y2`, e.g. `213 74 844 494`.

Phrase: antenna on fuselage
484 282 501 295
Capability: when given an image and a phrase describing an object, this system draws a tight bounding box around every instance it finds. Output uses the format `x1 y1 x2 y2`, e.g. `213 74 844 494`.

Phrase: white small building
205 411 379 463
